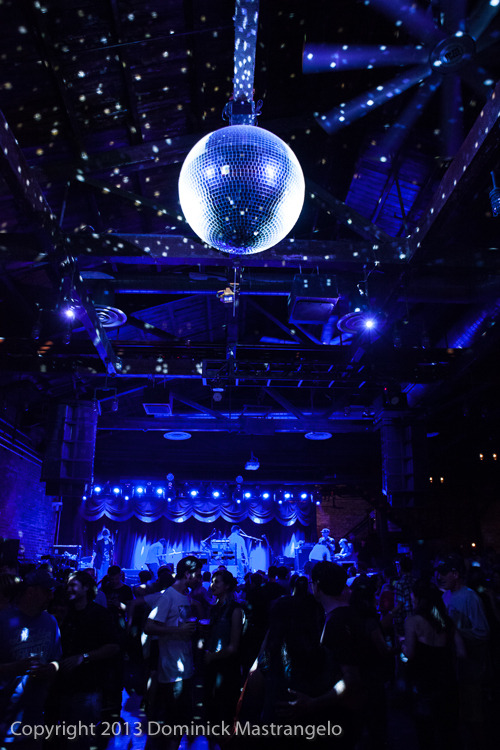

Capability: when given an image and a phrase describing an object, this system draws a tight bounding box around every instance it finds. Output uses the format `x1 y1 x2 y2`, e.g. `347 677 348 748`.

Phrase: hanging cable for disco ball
178 0 305 255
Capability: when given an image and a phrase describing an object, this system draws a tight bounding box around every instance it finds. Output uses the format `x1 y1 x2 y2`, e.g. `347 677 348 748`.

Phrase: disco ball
178 125 305 254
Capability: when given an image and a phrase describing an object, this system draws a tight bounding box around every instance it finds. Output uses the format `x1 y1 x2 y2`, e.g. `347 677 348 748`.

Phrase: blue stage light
136 486 145 494
212 490 221 499
190 489 199 498
112 487 120 495
284 492 292 499
244 491 252 499
236 498 241 504
94 486 102 494
156 487 164 496
300 492 308 500
262 492 270 499
124 495 130 501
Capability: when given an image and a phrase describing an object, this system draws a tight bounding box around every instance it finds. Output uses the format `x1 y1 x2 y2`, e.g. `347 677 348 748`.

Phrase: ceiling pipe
406 294 500 408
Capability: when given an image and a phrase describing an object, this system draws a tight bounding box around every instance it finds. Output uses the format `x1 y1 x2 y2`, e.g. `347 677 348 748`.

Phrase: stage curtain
79 494 313 526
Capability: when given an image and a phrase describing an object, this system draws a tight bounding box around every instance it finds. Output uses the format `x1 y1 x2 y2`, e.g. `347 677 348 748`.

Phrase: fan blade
375 74 441 161
476 26 500 54
469 0 500 40
441 74 464 158
368 0 445 47
318 64 432 134
303 44 429 73
438 0 468 34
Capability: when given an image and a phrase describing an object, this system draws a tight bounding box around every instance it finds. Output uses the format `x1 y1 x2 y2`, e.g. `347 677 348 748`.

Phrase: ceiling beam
96 416 371 434
262 387 307 422
408 79 500 257
37 115 318 182
307 179 400 246
170 391 231 421
64 274 122 375
75 234 407 268
0 110 56 227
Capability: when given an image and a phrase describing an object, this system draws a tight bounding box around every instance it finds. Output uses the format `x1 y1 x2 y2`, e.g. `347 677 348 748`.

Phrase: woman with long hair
203 569 244 726
404 578 465 749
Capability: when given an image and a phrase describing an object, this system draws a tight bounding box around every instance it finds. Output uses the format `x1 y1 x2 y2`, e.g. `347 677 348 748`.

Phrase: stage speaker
0 538 20 567
295 544 314 573
41 401 98 496
288 275 339 325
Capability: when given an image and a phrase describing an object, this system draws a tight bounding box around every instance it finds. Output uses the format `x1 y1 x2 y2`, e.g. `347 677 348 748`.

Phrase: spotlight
156 487 164 496
300 492 308 500
245 453 260 471
284 492 292 500
244 491 252 499
364 318 376 330
124 495 130 501
94 486 102 494
136 486 145 494
212 384 225 401
212 490 221 499
262 492 270 500
190 489 199 498
63 307 75 320
315 500 321 506
112 487 120 495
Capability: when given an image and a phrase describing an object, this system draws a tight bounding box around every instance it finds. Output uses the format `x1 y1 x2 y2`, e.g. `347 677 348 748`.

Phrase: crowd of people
1 545 500 750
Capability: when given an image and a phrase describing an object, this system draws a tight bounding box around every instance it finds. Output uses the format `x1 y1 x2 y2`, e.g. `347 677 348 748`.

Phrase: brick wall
0 445 56 561
316 489 373 539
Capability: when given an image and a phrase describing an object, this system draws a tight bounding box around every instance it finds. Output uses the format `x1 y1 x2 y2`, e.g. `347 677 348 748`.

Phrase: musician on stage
335 537 354 560
145 538 167 578
92 527 114 583
309 527 336 563
227 525 249 582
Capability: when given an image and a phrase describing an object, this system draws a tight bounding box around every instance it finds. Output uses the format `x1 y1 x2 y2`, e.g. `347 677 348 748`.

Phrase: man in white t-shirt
145 538 167 578
227 525 248 582
144 555 202 749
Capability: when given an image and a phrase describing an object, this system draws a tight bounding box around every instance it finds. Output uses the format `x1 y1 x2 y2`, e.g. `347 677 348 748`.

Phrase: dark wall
0 445 56 561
